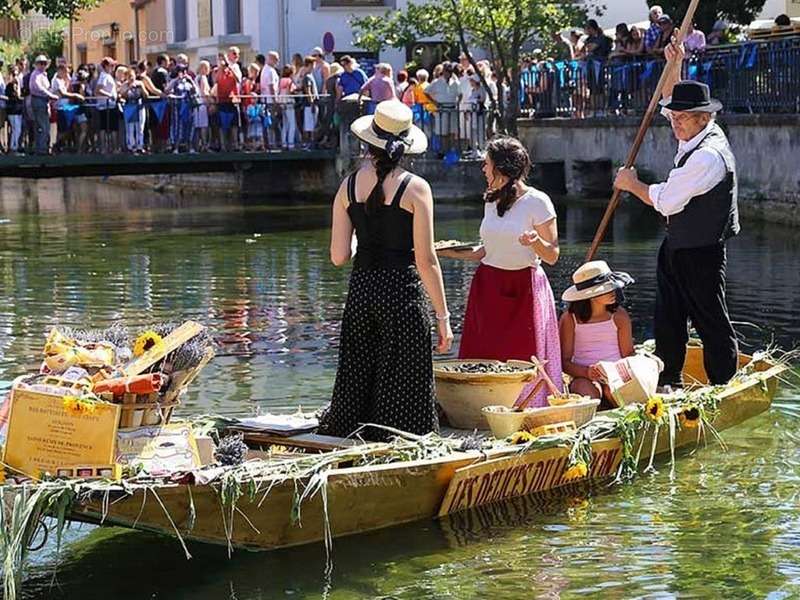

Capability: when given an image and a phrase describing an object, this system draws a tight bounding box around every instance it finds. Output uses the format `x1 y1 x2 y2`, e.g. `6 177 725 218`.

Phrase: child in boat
559 261 635 404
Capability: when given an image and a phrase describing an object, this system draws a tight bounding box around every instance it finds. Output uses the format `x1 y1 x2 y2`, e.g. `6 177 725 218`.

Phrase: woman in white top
439 136 563 406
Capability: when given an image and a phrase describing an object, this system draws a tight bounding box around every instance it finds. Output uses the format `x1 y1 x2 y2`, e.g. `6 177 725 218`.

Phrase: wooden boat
62 347 787 552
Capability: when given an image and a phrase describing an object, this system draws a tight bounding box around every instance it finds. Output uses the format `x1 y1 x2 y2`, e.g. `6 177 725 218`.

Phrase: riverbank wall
518 114 800 226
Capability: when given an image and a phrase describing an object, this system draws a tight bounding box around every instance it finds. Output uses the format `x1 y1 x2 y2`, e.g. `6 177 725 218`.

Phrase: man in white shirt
29 55 59 154
95 57 119 152
614 42 739 389
259 51 280 148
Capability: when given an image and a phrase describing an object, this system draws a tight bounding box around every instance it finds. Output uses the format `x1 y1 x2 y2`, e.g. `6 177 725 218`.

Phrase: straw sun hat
351 100 428 156
562 260 634 302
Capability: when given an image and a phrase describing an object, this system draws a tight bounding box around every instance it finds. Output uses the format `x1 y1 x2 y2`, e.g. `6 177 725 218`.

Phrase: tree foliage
648 0 768 34
0 0 99 19
350 0 599 134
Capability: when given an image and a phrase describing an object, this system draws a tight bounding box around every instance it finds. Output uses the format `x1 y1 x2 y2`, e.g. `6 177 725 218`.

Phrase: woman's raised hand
518 230 540 247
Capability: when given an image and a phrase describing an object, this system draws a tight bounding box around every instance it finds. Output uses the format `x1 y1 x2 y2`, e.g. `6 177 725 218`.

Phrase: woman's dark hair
568 299 618 323
281 64 294 78
365 144 404 214
484 136 532 217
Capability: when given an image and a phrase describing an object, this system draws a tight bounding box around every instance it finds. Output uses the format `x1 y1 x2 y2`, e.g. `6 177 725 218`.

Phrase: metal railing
521 36 800 118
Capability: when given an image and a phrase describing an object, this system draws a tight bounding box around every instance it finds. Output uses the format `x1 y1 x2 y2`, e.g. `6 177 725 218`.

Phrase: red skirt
459 263 537 362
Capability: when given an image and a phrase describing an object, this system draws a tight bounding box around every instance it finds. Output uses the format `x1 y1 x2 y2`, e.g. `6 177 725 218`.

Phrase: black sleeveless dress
317 171 439 442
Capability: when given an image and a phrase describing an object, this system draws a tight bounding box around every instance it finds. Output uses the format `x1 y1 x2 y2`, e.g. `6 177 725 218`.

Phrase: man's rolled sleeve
648 148 727 217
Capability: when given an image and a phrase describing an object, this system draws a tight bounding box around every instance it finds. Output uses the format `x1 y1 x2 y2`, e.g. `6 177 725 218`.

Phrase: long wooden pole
584 0 702 262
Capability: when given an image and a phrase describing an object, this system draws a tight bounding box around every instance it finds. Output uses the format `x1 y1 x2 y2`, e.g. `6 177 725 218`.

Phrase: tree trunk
507 9 523 137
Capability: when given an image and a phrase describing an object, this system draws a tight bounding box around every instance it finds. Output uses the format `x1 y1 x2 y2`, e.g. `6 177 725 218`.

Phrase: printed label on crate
2 389 120 478
116 424 201 475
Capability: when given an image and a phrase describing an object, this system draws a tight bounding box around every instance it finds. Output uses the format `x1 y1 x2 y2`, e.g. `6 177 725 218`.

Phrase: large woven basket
482 398 600 439
433 359 538 429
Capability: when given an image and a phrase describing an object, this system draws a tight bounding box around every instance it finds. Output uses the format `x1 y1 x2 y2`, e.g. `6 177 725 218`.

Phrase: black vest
666 124 740 249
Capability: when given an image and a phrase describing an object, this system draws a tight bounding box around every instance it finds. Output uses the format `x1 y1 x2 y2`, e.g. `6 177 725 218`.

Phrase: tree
649 0 768 34
351 0 598 135
0 0 99 19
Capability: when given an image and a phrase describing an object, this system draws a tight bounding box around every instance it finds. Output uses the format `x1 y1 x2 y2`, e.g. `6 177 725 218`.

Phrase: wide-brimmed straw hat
660 80 723 113
562 260 634 302
351 100 428 155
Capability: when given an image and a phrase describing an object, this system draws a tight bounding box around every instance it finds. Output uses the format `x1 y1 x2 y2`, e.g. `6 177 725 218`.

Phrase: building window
198 0 213 38
77 44 87 65
225 0 241 34
126 38 136 62
173 0 187 42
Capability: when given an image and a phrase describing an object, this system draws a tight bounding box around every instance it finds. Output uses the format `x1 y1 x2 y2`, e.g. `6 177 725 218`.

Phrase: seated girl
559 261 635 404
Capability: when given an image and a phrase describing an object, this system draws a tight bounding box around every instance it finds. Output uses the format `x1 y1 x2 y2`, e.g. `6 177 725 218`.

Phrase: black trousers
655 239 738 386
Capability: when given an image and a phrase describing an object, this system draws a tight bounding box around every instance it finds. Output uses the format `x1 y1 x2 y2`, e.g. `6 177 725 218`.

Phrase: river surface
1 178 799 599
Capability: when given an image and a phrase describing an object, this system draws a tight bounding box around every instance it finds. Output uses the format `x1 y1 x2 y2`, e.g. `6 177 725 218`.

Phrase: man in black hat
613 41 739 388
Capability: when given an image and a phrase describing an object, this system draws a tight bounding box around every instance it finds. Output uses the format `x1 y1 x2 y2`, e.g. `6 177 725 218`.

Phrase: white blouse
480 188 557 270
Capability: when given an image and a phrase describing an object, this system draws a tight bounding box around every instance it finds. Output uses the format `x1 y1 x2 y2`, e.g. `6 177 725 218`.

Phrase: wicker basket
433 360 538 429
482 398 600 439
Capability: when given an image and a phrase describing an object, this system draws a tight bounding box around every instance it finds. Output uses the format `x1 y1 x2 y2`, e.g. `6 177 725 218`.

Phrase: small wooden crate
114 347 214 429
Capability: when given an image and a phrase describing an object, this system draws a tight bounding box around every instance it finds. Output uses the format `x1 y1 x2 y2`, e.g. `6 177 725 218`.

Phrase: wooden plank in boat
239 431 360 451
437 438 622 516
123 321 205 377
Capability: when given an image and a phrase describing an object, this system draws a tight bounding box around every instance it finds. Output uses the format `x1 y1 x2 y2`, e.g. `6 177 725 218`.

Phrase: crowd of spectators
521 6 798 117
0 46 503 158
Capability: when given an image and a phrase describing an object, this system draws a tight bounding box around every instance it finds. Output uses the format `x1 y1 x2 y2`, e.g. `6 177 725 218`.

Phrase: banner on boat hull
438 439 622 516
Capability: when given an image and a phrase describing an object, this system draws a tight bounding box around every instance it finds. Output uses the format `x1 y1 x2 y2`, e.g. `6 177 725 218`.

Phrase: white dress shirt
648 116 727 218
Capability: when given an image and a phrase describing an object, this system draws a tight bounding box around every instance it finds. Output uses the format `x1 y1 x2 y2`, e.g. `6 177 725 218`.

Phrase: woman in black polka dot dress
317 100 453 442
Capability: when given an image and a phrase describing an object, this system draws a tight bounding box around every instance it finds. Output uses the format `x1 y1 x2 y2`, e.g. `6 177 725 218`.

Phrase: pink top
571 314 622 367
279 77 294 95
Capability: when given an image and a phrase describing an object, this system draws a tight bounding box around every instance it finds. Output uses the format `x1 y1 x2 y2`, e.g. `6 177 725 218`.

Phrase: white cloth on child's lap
480 188 556 270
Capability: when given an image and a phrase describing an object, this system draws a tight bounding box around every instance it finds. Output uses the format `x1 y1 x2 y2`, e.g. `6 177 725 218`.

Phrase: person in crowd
338 55 367 97
684 22 707 54
614 41 740 389
551 31 574 61
0 65 6 153
569 30 586 60
458 59 474 147
227 46 243 86
119 66 147 153
213 53 240 151
310 46 330 94
260 51 280 149
610 23 632 58
644 5 664 53
29 55 58 154
425 62 460 155
194 60 212 152
242 63 263 151
165 64 197 153
318 61 342 149
318 99 451 441
400 76 416 106
134 60 162 152
148 54 171 152
651 14 676 57
5 65 24 153
438 137 561 407
583 19 612 114
300 55 319 149
360 63 397 107
627 26 645 55
69 68 90 153
174 53 194 79
412 68 435 113
278 64 297 150
560 261 635 403
396 69 410 99
51 62 81 151
465 73 487 157
585 19 613 59
707 20 728 46
94 57 119 153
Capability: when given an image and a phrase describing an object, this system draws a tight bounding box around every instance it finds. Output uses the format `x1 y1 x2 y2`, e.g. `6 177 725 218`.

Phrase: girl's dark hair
568 299 618 323
281 64 294 78
484 136 532 217
365 144 404 213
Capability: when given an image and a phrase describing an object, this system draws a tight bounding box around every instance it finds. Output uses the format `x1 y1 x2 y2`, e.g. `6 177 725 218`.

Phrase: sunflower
645 395 665 422
564 461 588 480
679 405 701 429
62 395 80 414
508 430 535 445
133 330 165 357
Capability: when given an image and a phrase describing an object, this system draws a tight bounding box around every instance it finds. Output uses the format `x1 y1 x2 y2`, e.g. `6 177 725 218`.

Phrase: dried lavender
214 434 248 466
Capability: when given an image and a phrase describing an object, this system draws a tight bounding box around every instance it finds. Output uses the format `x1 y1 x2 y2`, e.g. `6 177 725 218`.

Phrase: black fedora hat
660 80 722 113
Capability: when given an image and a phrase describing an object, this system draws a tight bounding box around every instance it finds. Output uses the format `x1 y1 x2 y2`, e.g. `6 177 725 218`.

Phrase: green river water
1 178 799 599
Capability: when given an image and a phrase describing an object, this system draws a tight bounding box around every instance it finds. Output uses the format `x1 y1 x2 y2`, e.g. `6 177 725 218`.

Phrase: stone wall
518 114 800 225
